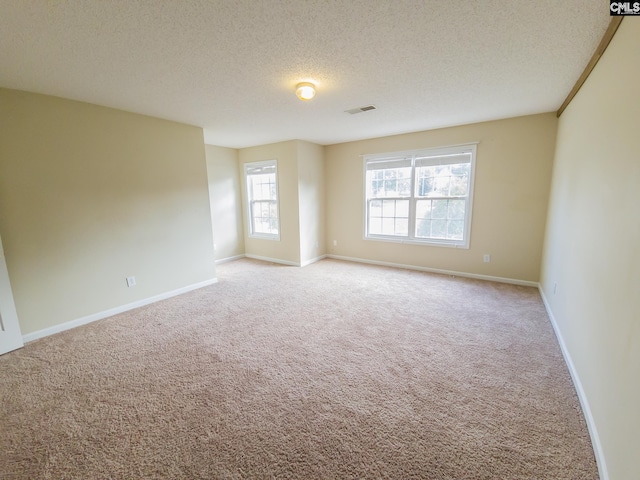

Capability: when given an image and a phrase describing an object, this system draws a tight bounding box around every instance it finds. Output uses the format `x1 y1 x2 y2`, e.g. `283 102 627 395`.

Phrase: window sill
249 234 280 241
364 235 469 249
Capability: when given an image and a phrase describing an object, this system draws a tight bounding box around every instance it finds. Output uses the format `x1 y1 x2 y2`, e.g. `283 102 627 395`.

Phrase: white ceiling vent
345 105 377 115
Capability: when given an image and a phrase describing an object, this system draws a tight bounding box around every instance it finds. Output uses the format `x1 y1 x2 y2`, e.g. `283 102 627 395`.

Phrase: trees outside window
364 145 476 248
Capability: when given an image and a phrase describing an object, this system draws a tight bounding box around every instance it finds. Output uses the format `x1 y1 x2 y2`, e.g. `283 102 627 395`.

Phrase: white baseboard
326 254 538 287
244 254 300 267
538 286 608 480
22 277 219 344
230 254 326 268
215 254 246 265
300 254 327 267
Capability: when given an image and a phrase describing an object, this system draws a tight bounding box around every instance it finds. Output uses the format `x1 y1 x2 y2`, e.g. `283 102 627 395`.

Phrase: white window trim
244 159 281 241
362 143 477 249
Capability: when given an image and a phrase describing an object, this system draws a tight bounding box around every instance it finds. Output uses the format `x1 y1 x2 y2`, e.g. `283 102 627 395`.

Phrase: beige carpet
0 258 597 479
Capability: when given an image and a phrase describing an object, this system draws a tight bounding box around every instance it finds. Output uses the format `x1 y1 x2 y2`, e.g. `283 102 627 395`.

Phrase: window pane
246 161 279 238
370 199 382 217
381 218 395 235
416 199 432 220
431 219 447 238
382 199 395 217
396 200 409 217
369 216 382 234
384 179 396 194
398 177 411 196
416 164 470 198
371 179 382 196
448 199 465 220
416 219 431 238
415 166 442 197
433 166 451 196
252 200 278 235
367 167 411 198
395 218 408 235
447 220 464 239
450 174 469 196
368 199 409 237
365 147 474 245
415 199 467 240
451 163 469 176
251 173 277 201
432 200 448 219
417 174 433 196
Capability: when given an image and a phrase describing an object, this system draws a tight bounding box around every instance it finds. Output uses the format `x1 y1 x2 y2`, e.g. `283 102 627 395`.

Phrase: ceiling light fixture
295 82 316 101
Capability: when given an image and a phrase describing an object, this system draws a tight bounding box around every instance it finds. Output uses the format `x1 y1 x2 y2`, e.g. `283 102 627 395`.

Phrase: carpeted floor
0 258 598 479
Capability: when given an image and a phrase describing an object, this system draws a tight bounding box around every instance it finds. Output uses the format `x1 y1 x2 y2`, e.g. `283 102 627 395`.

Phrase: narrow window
364 145 476 248
245 160 279 240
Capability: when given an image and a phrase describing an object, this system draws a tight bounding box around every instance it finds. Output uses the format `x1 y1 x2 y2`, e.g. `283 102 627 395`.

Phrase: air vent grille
345 105 377 115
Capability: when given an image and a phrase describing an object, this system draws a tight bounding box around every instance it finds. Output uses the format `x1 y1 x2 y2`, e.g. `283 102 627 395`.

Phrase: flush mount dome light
295 82 316 101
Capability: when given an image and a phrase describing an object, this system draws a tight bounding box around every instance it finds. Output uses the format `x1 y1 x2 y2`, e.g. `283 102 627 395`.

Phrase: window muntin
245 160 279 239
364 145 476 248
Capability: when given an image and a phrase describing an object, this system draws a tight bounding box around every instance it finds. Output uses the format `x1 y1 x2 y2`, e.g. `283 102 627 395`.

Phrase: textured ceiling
0 1 610 148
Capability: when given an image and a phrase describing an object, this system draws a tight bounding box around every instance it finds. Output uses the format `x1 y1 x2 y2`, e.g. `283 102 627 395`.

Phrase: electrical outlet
553 282 557 294
483 254 491 263
126 276 136 287
333 240 337 247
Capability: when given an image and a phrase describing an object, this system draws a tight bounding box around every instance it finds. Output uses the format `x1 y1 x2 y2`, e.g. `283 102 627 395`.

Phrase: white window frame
363 144 477 249
244 159 280 241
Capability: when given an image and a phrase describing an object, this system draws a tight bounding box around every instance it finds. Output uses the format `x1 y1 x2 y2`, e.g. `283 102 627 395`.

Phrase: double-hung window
364 144 476 248
245 160 280 240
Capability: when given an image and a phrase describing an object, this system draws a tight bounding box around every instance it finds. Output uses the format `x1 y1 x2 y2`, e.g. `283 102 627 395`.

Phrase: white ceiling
0 1 610 148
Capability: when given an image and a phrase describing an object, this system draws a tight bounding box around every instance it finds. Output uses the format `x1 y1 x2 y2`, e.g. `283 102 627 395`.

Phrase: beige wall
205 145 244 261
0 89 217 335
237 140 326 266
297 141 326 265
238 140 301 264
540 19 640 480
325 113 557 282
